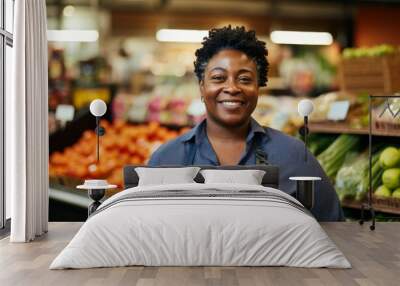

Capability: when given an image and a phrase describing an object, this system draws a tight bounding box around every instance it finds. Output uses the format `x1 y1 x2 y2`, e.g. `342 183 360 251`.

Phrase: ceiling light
270 30 333 46
156 29 208 43
47 30 99 42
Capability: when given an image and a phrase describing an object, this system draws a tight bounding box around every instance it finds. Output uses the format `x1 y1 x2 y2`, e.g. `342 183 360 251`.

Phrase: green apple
382 168 400 189
380 147 400 169
375 185 392 198
392 188 400 199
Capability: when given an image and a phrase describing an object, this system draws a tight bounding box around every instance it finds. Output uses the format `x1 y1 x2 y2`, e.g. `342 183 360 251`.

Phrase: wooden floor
0 222 399 286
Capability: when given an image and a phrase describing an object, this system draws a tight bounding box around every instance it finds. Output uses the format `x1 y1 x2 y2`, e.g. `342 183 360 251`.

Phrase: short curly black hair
194 26 268 87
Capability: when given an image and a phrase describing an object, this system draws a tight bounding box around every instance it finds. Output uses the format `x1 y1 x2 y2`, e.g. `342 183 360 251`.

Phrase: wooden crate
341 196 400 215
339 54 400 94
372 195 400 210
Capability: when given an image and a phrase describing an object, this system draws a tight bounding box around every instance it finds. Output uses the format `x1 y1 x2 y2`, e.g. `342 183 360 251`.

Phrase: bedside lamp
78 99 114 217
90 99 107 163
289 99 320 210
298 99 314 162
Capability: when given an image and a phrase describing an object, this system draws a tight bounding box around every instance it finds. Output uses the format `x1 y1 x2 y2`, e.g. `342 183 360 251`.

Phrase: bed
50 165 350 269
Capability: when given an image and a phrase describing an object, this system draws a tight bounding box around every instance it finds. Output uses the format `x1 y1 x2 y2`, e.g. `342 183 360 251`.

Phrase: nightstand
77 180 117 216
289 177 321 210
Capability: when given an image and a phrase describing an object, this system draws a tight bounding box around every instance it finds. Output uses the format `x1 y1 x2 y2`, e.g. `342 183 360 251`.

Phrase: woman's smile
217 98 247 110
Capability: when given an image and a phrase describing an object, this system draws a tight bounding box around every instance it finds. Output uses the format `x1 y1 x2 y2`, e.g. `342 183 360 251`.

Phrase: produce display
316 141 400 205
376 146 400 199
335 149 383 202
309 91 374 129
316 134 361 179
49 120 190 188
342 44 399 59
302 43 400 215
307 134 337 156
252 95 303 135
339 44 400 94
112 82 204 127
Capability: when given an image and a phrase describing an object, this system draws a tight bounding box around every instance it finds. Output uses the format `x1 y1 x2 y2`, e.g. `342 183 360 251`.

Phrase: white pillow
200 169 266 185
135 167 201 186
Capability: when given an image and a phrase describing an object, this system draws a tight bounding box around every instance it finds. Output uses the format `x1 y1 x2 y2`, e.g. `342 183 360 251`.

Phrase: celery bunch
317 134 361 179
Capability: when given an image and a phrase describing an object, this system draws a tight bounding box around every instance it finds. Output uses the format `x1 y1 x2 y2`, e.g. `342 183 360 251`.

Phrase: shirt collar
247 117 266 143
179 119 205 143
180 117 267 144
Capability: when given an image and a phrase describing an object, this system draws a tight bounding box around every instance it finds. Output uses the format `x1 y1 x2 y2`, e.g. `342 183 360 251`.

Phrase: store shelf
49 187 91 208
342 199 400 215
309 122 400 137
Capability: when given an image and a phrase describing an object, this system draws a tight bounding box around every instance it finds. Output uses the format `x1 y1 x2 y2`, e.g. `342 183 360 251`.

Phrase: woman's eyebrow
238 68 255 75
209 67 226 73
208 67 254 74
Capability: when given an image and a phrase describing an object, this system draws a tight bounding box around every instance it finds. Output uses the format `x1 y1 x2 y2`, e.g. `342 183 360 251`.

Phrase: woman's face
200 49 259 128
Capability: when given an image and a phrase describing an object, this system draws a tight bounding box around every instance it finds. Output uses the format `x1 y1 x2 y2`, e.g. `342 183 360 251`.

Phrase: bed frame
123 165 280 189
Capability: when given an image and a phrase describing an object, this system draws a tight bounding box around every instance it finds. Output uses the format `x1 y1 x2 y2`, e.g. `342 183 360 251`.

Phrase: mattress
50 183 351 269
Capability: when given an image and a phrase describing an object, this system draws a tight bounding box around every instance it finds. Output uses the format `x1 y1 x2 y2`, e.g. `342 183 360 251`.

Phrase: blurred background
46 0 400 221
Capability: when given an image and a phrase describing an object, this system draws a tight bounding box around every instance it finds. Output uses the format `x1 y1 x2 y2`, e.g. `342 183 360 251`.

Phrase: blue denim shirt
148 118 344 221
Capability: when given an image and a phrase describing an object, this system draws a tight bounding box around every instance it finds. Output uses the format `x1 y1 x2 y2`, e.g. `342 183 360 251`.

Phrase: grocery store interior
44 0 400 221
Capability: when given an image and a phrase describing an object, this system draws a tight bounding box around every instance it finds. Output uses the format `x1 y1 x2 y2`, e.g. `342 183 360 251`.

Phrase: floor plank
0 222 399 286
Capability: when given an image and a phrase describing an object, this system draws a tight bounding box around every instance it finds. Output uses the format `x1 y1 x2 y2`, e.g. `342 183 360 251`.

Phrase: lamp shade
90 99 107 117
298 99 314 117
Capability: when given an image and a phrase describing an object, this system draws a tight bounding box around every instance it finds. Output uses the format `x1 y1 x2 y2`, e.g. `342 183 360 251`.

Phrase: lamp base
289 177 321 210
296 180 314 210
87 188 106 216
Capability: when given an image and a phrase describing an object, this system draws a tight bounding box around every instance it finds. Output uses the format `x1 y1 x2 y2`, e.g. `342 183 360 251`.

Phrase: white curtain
7 0 49 242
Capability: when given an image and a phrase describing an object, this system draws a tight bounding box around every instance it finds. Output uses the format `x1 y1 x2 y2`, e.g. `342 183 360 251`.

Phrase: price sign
327 101 350 121
55 104 75 122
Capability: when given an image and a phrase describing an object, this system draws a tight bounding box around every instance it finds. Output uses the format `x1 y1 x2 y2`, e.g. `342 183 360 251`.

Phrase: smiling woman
148 26 344 221
200 49 260 164
194 26 269 165
199 49 260 164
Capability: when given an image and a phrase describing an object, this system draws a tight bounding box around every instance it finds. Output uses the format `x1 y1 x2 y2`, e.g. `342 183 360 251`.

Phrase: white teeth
221 101 242 106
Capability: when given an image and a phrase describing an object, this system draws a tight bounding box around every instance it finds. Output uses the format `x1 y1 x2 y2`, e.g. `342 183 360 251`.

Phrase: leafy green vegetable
333 143 386 202
317 134 361 179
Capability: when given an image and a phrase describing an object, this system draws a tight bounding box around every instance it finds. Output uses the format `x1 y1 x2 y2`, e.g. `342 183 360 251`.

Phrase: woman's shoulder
147 133 190 166
156 134 188 152
263 126 305 150
261 126 317 165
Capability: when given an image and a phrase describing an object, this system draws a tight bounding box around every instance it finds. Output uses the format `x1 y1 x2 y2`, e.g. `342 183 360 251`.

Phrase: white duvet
50 183 351 269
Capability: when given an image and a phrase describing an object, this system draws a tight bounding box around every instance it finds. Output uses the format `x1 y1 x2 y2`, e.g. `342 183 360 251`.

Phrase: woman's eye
211 75 225 81
239 77 252 83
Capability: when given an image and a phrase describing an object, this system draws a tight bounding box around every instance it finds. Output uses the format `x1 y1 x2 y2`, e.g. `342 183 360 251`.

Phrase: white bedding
50 183 351 269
